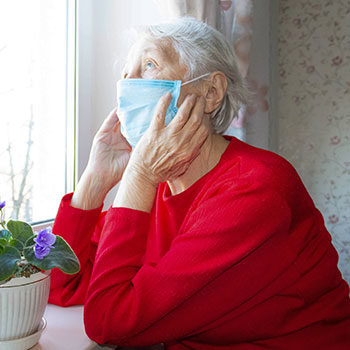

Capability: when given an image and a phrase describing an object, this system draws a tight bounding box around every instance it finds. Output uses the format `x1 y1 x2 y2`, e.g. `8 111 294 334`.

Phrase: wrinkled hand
86 108 132 192
128 93 209 185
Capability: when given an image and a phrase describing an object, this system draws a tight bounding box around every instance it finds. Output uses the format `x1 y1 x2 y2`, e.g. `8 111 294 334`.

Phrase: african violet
0 201 80 283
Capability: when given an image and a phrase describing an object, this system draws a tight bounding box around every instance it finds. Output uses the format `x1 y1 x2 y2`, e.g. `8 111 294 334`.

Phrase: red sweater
49 136 350 349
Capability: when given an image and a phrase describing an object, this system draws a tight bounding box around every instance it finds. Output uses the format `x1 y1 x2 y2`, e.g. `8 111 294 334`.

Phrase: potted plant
0 200 80 349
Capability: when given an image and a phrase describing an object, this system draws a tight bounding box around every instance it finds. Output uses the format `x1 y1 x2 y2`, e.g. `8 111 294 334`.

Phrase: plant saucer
0 317 46 350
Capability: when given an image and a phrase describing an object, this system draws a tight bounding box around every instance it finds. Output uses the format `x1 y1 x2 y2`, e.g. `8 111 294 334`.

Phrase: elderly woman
49 17 350 349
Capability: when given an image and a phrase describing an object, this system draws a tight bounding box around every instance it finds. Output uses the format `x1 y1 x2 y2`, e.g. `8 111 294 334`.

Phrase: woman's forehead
127 37 179 64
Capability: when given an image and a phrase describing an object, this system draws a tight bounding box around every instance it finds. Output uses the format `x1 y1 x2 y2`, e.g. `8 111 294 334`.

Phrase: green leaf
0 245 21 282
9 238 24 251
7 220 34 245
24 236 80 275
0 238 8 246
0 236 24 251
0 229 12 241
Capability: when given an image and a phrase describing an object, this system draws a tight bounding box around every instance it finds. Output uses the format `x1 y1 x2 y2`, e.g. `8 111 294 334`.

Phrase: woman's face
122 37 206 106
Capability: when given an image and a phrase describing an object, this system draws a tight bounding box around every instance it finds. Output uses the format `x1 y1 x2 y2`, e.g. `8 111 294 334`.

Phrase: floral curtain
154 0 254 141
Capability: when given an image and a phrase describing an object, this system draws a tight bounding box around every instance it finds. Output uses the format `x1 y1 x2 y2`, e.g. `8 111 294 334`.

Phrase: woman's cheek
143 68 161 80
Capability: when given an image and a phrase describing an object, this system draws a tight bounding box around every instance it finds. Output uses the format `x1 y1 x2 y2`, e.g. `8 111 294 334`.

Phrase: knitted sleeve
48 193 105 306
84 181 293 346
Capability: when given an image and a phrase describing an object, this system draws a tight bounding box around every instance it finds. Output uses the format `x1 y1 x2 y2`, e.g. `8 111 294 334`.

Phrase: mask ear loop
181 73 211 86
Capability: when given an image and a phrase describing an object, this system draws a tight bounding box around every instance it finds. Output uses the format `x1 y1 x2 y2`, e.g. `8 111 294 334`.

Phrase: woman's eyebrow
143 47 164 59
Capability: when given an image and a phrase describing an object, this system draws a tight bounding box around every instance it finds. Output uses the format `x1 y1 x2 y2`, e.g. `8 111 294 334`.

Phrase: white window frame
75 0 94 184
32 0 77 228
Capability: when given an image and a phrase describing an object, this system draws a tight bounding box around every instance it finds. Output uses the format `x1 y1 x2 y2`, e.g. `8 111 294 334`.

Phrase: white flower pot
0 271 50 341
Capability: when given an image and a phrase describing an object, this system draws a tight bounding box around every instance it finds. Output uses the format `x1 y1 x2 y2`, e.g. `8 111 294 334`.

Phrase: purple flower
34 244 51 260
0 201 5 209
34 227 56 247
33 227 56 260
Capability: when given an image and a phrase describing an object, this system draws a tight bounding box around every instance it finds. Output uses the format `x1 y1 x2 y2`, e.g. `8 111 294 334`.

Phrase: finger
171 124 209 179
168 94 197 133
118 130 133 151
191 123 209 151
182 95 206 133
113 119 121 133
149 93 172 130
100 108 119 132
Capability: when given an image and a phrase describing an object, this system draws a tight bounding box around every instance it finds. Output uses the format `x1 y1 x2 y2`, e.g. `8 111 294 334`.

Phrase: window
0 0 76 223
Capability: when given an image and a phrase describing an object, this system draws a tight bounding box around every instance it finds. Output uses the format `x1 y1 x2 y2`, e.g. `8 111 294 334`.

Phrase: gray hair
141 17 248 133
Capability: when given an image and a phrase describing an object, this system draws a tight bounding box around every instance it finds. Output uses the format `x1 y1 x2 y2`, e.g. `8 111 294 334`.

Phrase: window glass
0 0 73 223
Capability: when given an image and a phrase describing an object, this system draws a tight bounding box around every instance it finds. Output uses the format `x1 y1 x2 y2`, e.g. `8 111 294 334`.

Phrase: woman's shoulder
210 136 309 203
219 137 298 182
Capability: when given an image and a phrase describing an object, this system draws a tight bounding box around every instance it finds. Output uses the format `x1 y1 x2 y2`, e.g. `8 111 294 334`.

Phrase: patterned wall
278 0 350 283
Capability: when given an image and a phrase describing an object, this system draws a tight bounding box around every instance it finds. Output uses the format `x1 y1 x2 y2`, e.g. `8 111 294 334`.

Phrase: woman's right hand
71 108 132 209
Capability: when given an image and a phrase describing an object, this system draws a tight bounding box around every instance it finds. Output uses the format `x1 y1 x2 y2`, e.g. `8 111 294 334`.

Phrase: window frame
32 0 77 228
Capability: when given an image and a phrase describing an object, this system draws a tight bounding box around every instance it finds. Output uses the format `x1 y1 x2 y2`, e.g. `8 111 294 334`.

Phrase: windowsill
31 219 54 231
30 304 114 350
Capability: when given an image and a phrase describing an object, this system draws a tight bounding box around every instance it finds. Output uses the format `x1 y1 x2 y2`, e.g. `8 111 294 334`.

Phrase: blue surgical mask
116 73 210 147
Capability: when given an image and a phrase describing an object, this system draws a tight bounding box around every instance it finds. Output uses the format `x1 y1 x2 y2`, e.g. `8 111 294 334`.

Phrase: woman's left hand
128 93 209 185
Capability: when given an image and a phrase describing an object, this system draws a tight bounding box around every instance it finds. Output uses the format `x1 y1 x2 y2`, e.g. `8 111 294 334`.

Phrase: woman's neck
167 133 230 196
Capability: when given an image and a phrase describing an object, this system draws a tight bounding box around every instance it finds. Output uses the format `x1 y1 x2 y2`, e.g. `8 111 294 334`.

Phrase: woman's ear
204 72 228 114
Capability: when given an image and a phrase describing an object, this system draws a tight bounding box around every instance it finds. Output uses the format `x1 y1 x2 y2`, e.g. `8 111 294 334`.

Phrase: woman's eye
145 61 155 70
